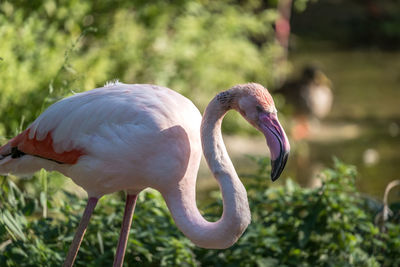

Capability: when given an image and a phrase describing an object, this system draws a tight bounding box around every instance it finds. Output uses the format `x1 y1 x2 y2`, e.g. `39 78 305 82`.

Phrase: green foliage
1 160 399 266
196 159 399 266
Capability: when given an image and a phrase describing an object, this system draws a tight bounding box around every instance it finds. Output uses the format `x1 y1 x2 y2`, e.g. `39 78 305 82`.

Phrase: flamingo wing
1 129 83 164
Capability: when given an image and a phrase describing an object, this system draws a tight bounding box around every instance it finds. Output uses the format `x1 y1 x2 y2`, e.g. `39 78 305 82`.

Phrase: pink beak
259 112 290 181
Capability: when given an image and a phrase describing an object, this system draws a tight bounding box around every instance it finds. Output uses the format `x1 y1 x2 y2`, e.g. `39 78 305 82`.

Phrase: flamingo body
1 83 202 197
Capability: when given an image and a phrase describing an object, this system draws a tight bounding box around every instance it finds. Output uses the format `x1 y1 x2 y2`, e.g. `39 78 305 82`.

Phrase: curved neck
163 95 251 249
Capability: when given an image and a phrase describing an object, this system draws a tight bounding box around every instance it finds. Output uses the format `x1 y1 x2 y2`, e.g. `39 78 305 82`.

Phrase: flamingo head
227 83 290 181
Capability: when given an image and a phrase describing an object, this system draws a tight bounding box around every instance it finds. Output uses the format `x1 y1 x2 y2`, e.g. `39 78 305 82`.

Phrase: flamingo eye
256 106 263 113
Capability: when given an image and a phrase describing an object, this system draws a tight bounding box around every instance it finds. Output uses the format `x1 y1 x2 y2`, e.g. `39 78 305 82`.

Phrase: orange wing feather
5 129 84 164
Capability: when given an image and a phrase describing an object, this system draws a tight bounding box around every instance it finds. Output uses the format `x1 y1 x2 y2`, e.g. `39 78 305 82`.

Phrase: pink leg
63 197 99 267
113 194 138 267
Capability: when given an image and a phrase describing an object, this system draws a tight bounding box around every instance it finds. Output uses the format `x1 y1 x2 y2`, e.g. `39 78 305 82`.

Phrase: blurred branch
375 179 400 232
275 0 293 86
48 27 97 97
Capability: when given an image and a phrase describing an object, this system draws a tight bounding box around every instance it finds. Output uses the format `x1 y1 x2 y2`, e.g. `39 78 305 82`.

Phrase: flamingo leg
113 194 138 267
63 197 99 267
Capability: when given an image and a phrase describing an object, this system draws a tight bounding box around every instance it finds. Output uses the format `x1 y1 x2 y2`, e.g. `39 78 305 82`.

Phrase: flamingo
0 82 290 266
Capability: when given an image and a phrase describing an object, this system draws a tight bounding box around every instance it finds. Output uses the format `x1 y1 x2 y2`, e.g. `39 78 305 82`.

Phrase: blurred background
285 0 400 201
0 0 400 265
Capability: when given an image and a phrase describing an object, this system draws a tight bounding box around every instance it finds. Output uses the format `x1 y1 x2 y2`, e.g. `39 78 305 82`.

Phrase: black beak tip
270 152 289 182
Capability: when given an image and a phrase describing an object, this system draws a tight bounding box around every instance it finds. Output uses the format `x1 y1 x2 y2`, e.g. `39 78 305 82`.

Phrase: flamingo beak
259 112 290 181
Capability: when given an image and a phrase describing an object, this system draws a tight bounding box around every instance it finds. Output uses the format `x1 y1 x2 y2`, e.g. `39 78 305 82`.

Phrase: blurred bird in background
275 65 334 140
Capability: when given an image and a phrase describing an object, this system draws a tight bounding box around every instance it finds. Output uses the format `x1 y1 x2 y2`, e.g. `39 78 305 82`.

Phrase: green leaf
1 210 26 241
